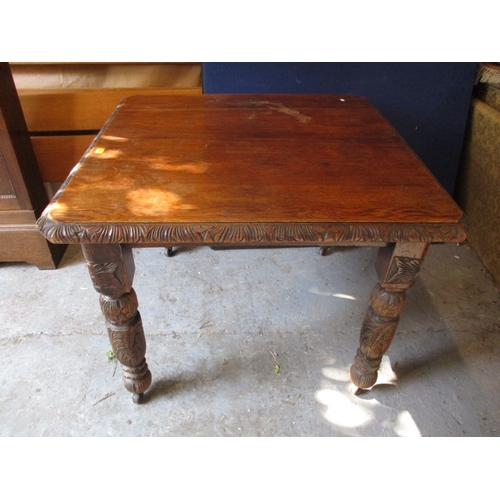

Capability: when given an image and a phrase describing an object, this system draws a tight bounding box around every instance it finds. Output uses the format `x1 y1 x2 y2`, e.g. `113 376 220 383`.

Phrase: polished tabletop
38 94 467 246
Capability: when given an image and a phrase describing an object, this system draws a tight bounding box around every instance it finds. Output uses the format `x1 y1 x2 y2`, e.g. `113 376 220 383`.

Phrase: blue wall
202 62 477 195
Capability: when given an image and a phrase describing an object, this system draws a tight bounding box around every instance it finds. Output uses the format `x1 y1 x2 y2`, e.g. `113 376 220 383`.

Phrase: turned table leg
82 244 152 403
350 242 429 390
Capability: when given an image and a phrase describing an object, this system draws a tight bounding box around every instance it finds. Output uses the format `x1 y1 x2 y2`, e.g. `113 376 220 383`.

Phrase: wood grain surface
39 94 467 245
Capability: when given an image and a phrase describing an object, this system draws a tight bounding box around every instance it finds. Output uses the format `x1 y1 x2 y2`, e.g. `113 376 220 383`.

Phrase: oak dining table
37 94 468 403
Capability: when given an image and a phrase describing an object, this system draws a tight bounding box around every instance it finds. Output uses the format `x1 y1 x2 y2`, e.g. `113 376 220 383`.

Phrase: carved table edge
36 214 470 246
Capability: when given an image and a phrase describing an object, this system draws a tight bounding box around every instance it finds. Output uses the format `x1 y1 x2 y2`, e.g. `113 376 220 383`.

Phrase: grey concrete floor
1 241 500 437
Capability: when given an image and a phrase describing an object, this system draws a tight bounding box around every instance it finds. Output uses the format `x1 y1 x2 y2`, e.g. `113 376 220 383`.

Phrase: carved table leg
82 244 152 403
350 242 429 390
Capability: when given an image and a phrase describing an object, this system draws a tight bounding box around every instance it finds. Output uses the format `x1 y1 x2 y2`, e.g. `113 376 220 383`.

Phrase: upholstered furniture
456 82 500 284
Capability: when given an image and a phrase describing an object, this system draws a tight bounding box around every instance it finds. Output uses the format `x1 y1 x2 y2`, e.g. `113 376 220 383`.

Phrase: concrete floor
1 241 500 437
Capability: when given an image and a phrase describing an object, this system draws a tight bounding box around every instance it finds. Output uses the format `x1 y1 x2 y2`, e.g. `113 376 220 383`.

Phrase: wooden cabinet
0 63 66 269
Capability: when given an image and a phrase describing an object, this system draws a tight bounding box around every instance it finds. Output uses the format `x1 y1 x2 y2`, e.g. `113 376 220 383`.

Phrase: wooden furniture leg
82 244 152 403
350 242 429 390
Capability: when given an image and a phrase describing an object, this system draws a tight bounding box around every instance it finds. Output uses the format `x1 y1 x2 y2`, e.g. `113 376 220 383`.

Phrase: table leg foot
132 393 145 404
166 247 177 257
